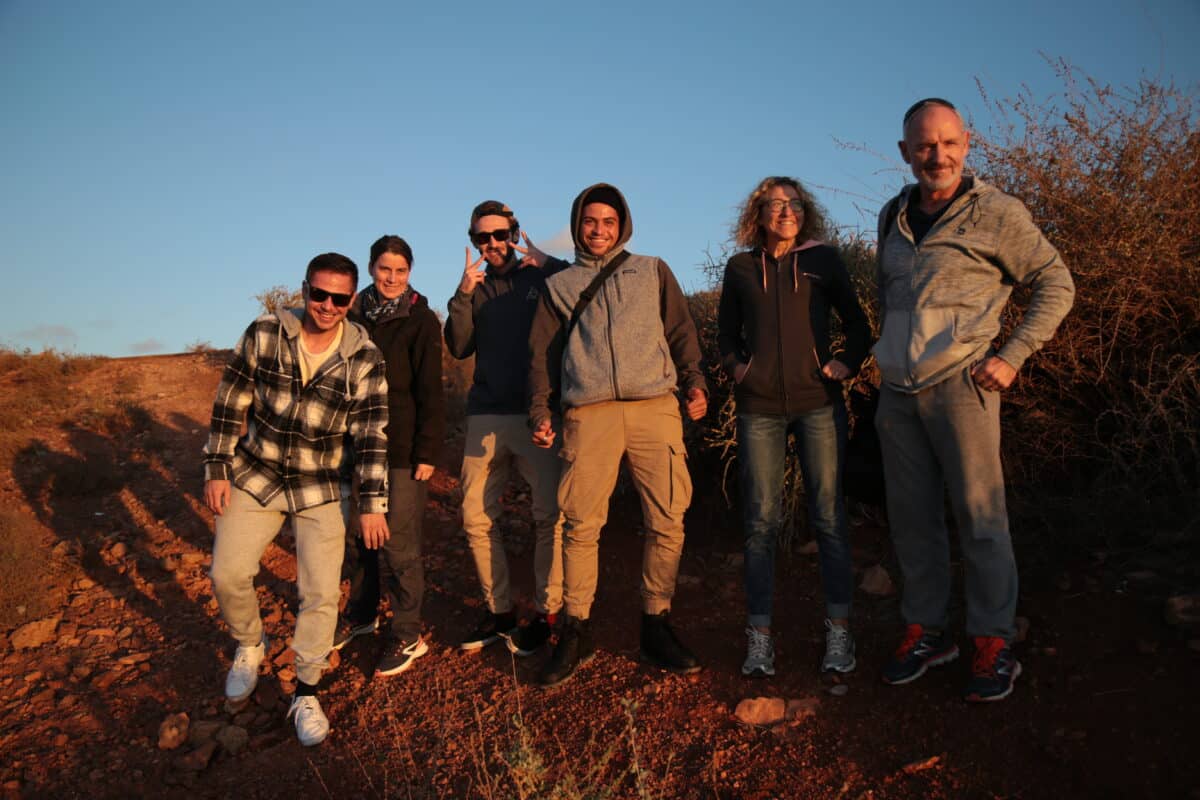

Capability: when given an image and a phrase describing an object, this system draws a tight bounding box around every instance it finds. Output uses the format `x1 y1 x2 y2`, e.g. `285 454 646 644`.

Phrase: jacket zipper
774 259 789 414
603 275 619 400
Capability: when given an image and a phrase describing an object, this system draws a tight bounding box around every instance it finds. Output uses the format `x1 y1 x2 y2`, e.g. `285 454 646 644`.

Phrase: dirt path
0 354 1196 799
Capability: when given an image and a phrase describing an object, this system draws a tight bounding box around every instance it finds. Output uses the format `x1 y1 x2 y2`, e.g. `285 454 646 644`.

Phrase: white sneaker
287 695 330 746
821 619 857 673
225 636 268 702
741 627 776 677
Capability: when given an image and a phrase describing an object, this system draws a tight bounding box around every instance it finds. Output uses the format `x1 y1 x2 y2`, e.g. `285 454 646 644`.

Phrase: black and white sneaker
376 638 429 677
332 616 379 651
504 614 556 657
459 611 517 651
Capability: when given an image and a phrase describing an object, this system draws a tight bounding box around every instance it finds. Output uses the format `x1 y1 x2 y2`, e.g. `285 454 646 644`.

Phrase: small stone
272 649 295 667
11 616 61 650
176 740 217 771
1165 595 1200 628
733 696 786 727
180 552 206 566
233 710 256 728
189 720 224 745
109 542 128 559
827 684 849 697
158 712 190 750
785 697 820 721
327 649 341 669
77 578 96 590
118 651 152 666
1015 616 1031 643
93 669 126 690
160 556 179 571
215 724 249 755
24 671 43 683
858 565 895 596
276 665 296 683
53 733 68 747
117 627 134 640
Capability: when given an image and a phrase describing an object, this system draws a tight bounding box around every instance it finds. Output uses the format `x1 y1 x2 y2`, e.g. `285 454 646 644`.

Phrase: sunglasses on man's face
305 283 353 307
470 229 511 247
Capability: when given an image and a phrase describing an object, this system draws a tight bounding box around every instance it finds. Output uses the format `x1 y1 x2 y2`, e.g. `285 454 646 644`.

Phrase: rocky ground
1 353 1198 799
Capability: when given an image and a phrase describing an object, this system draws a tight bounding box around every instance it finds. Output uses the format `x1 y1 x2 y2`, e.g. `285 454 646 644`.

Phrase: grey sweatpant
876 366 1018 640
210 487 348 685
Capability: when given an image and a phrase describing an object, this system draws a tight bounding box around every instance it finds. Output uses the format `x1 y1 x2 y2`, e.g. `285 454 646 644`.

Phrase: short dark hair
305 252 358 287
902 97 962 134
369 235 414 269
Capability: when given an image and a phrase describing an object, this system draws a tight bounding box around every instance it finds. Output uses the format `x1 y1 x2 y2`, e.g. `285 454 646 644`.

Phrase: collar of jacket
279 306 370 360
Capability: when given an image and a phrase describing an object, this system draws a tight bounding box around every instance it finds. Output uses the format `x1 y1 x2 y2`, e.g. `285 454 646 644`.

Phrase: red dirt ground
0 353 1197 799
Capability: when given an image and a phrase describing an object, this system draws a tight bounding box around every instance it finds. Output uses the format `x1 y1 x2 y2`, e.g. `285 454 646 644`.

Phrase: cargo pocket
668 443 692 515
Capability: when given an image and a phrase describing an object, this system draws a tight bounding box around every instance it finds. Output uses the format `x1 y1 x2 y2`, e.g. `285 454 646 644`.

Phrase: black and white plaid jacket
203 309 390 514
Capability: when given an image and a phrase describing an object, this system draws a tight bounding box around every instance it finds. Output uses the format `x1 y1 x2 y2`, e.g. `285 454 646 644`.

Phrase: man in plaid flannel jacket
203 252 389 746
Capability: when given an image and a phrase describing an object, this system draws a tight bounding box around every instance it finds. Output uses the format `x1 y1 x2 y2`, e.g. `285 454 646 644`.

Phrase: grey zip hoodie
873 178 1075 393
527 183 705 427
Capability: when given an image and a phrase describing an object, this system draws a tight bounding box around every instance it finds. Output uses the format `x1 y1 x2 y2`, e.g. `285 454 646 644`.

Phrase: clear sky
2 0 1197 357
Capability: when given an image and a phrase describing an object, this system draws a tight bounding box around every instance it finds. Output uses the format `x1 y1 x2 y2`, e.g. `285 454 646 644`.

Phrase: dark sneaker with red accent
964 637 1022 702
882 624 959 685
460 610 517 652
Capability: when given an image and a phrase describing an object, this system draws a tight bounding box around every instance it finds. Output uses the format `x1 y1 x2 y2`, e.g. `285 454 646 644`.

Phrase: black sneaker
504 613 556 657
459 610 517 652
639 611 701 674
376 637 430 677
538 616 594 687
333 616 378 651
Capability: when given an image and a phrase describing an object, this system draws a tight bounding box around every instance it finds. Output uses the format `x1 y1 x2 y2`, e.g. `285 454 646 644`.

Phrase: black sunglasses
305 282 353 307
470 229 512 246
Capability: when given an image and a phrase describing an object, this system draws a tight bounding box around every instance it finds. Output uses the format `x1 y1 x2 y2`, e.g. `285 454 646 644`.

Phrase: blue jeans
738 405 851 627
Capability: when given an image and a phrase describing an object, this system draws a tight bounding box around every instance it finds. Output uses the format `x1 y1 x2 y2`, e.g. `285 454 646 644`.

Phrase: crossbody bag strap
567 250 632 335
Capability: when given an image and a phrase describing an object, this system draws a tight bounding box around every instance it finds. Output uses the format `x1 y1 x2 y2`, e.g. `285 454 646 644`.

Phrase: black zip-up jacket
717 243 872 416
350 289 445 469
445 255 569 415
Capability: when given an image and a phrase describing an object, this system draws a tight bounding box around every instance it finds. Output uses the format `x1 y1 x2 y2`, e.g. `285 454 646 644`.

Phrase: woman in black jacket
717 177 872 678
337 235 445 677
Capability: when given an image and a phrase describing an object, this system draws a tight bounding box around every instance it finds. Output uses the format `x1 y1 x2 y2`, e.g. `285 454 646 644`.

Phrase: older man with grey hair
873 98 1075 702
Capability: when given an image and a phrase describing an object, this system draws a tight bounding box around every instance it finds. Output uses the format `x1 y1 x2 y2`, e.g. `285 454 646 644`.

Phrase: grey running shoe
333 616 378 651
741 627 776 677
822 619 857 673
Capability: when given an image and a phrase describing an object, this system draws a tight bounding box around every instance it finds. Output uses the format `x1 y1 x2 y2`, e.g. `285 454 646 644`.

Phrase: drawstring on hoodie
759 241 824 293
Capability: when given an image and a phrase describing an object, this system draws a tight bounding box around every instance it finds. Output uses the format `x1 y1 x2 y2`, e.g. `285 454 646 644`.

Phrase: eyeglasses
470 229 512 246
763 199 805 214
305 282 353 307
903 97 957 125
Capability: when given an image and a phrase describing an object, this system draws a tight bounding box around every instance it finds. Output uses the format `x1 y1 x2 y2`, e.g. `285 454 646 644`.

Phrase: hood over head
570 183 632 265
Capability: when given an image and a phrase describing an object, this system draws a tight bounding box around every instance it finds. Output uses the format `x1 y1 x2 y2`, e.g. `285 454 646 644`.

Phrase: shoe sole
964 661 1022 703
539 652 595 688
822 657 857 674
639 651 702 675
376 641 430 677
741 666 776 678
459 632 508 652
333 621 378 651
882 646 960 685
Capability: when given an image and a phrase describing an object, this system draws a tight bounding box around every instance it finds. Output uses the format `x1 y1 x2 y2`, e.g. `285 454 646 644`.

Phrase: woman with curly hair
717 176 872 677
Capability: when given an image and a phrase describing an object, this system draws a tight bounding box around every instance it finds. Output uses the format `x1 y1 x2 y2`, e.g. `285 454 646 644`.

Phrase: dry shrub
973 61 1200 542
255 284 303 315
0 348 103 433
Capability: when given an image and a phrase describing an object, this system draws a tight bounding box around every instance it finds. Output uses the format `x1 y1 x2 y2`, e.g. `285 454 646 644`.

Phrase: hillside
0 352 1197 799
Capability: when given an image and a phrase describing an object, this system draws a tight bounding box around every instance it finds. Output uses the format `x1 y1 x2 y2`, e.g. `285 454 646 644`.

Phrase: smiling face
758 184 803 250
302 270 355 335
578 202 620 257
370 251 410 300
471 213 514 269
900 104 971 200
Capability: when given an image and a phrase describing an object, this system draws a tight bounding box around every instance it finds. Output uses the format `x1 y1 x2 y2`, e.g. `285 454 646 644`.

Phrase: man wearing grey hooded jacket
874 98 1075 703
528 183 708 687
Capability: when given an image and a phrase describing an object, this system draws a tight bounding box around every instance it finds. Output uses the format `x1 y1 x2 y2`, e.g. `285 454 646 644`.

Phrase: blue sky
2 0 1197 357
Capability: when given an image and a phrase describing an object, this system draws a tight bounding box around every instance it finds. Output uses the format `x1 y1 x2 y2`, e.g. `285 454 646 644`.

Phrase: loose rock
11 616 60 650
176 740 217 771
189 720 224 745
786 697 820 721
158 712 190 750
1165 595 1200 628
733 696 786 726
215 725 249 755
859 565 895 596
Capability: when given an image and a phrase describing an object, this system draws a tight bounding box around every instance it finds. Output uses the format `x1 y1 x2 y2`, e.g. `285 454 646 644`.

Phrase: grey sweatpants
210 486 348 685
876 366 1018 640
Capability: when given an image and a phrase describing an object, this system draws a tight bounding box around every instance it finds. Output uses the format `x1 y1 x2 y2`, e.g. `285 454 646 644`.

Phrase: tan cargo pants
557 394 692 619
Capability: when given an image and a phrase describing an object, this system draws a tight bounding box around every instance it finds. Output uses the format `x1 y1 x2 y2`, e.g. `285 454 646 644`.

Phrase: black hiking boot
639 610 701 674
538 615 594 687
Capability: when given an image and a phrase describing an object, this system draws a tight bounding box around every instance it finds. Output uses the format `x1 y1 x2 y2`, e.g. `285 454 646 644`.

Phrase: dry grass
0 511 59 629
